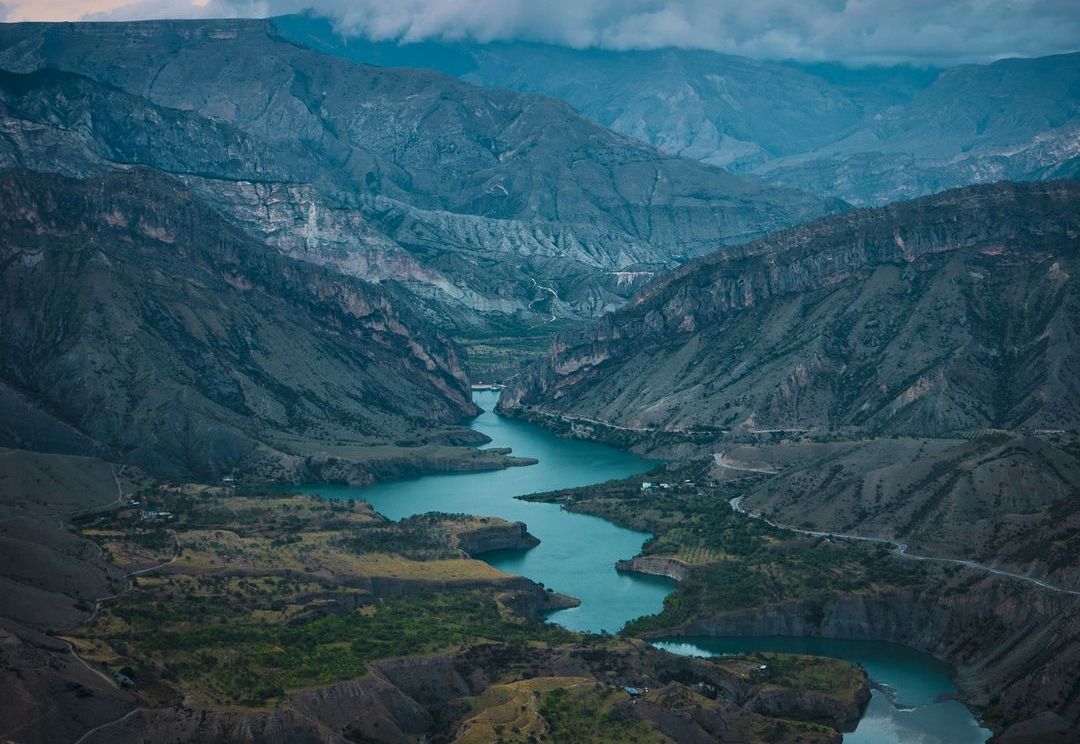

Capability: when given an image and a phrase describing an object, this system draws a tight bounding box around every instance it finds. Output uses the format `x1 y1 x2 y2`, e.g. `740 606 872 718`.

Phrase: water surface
654 636 992 744
306 390 673 632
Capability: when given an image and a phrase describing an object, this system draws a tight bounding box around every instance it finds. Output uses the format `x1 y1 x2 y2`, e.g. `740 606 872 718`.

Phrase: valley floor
0 448 871 744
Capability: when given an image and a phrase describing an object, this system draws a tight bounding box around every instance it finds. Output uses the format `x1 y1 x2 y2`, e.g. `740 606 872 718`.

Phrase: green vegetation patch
337 512 473 561
750 652 866 703
81 588 575 708
538 686 659 743
526 463 926 635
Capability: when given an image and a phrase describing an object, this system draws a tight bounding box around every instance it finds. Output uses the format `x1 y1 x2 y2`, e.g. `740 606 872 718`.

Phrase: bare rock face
0 167 480 480
748 685 870 732
616 556 690 582
0 20 838 337
726 434 1080 589
501 180 1080 437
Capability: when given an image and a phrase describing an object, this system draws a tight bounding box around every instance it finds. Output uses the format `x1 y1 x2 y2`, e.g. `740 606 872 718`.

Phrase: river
307 390 989 743
306 390 673 632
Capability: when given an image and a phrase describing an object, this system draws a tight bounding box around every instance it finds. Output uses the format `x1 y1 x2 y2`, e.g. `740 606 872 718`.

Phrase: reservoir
309 390 989 742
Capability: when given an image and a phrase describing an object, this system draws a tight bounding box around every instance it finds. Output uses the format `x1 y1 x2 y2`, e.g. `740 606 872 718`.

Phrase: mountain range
0 12 1078 744
0 19 836 358
279 14 1080 207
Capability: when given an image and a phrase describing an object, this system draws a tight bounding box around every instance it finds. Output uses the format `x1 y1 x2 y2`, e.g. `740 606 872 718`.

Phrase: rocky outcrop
501 180 1080 438
748 685 870 732
453 520 541 555
616 556 690 582
293 672 434 744
497 582 581 619
655 579 1080 738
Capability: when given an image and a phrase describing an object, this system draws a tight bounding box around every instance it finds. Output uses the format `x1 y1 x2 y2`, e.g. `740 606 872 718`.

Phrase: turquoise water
307 391 989 741
653 636 992 744
304 390 674 632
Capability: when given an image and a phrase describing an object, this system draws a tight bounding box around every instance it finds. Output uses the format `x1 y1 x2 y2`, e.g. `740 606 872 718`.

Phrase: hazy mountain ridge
0 19 837 339
500 180 1080 437
0 166 502 480
278 15 1080 207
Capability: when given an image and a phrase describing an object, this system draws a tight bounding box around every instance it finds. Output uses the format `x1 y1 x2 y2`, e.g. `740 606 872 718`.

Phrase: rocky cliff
718 434 1080 589
0 167 495 480
616 556 691 582
452 519 541 555
501 180 1080 437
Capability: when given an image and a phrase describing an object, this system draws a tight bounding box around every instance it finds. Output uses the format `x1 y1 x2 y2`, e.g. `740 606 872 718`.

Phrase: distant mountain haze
8 0 1080 66
276 14 1080 207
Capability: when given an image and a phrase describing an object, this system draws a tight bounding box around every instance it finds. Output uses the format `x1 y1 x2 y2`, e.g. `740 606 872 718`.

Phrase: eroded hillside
501 180 1080 436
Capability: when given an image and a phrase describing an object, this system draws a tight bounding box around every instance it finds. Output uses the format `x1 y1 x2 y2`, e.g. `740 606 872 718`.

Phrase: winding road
72 707 144 744
528 408 725 436
527 277 558 327
49 469 183 743
728 493 1080 597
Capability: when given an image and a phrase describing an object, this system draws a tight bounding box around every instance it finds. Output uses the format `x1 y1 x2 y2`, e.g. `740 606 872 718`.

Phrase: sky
2 0 1079 66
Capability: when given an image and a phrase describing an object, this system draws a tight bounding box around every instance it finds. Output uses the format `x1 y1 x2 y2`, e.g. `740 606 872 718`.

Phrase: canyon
0 19 837 374
0 12 1077 744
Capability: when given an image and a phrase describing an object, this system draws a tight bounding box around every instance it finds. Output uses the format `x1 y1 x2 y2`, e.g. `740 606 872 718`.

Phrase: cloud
4 0 1079 65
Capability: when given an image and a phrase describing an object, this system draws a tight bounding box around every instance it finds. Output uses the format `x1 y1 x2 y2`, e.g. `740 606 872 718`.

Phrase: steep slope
278 15 1080 207
0 450 140 744
0 167 510 481
500 180 1080 437
0 20 836 344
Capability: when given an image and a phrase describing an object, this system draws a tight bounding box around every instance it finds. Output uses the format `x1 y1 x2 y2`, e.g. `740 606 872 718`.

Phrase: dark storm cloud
8 0 1080 64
